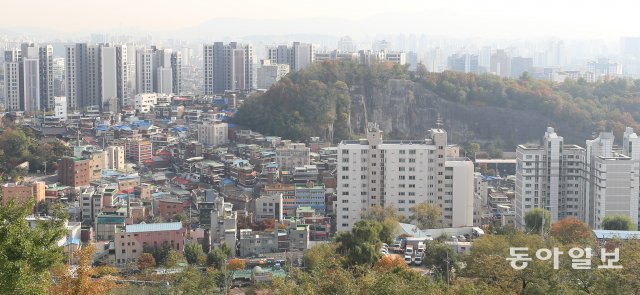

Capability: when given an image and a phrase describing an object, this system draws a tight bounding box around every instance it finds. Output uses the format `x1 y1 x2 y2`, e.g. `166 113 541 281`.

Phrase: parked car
414 256 423 266
404 255 412 264
405 245 414 256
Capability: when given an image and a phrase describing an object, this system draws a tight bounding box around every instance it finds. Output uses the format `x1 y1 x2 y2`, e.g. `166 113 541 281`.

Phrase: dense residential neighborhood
4 1 640 293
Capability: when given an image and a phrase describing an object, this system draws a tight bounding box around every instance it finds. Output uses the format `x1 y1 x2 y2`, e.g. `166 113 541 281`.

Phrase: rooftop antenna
435 113 443 129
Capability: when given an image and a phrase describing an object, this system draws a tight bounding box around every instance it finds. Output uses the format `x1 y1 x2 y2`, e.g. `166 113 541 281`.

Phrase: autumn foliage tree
375 255 407 271
137 253 156 270
227 258 246 271
52 244 118 295
550 217 593 244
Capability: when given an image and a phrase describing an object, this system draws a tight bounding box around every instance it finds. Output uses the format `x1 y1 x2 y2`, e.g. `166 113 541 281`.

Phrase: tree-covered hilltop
418 70 640 142
232 61 640 146
232 61 409 143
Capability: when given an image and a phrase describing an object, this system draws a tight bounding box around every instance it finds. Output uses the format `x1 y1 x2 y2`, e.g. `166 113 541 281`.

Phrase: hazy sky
3 0 639 39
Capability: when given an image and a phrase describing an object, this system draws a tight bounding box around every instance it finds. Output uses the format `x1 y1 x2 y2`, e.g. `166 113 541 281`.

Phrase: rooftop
126 222 182 233
592 230 640 240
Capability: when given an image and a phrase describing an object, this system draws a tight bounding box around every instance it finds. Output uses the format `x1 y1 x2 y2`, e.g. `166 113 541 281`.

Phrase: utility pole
223 258 228 295
445 250 450 288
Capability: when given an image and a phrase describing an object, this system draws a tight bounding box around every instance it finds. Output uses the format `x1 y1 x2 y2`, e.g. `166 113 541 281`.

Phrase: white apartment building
275 142 310 172
255 193 283 222
65 43 88 110
446 160 475 227
54 96 67 120
134 93 157 113
105 145 125 171
203 42 256 94
196 122 228 147
210 196 237 257
38 45 54 110
336 124 474 232
515 127 586 228
515 127 640 230
257 60 290 89
623 127 640 228
591 154 639 229
22 46 40 113
4 49 22 111
136 48 155 94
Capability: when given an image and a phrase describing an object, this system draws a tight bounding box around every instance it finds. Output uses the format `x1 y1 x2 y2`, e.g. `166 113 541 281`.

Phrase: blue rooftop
592 230 640 240
126 222 182 233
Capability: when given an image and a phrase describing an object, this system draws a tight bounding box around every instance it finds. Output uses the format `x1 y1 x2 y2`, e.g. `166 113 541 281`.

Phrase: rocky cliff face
350 79 560 146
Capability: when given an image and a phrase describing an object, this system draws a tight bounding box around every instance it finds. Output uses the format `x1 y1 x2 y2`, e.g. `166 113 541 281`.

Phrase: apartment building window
342 207 349 211
409 184 415 188
342 192 349 195
399 192 405 196
398 200 405 204
409 150 416 154
409 192 415 196
399 184 405 188
399 167 405 171
342 184 349 188
409 200 415 204
342 199 348 203
399 158 406 163
409 176 415 180
399 176 406 180
342 175 349 179
399 208 405 211
399 150 406 154
342 223 349 227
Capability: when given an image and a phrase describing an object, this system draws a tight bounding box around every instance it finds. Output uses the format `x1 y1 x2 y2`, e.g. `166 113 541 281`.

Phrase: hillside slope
232 61 640 147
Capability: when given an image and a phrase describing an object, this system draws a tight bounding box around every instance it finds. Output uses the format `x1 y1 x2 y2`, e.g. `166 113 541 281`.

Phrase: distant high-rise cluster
203 42 257 94
135 46 181 96
3 43 53 112
65 43 132 112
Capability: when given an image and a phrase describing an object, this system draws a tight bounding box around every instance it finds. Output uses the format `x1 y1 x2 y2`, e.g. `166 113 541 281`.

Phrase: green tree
172 267 221 294
335 220 382 267
206 244 231 269
409 203 441 229
184 242 205 266
303 243 341 272
0 200 67 294
524 208 551 234
423 242 459 282
165 249 182 268
601 215 635 230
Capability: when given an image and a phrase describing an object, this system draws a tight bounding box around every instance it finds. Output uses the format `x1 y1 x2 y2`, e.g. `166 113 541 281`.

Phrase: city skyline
2 0 639 41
